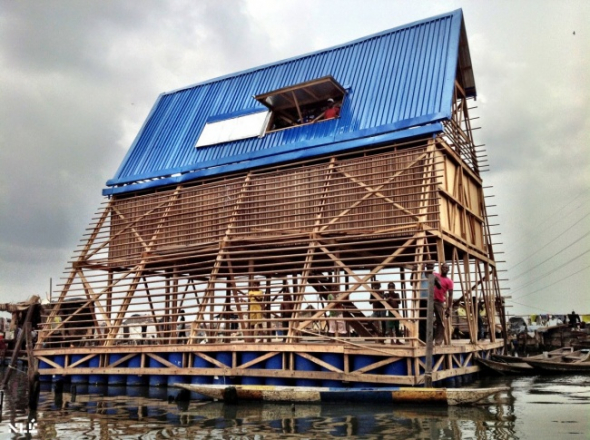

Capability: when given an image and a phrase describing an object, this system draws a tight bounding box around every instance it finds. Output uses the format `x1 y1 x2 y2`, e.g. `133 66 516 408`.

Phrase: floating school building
37 9 506 389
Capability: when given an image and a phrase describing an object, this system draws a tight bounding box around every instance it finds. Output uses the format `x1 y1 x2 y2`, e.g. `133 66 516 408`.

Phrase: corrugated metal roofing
105 9 473 195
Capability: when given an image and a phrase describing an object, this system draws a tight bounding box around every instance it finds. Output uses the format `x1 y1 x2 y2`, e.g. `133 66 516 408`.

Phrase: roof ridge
164 9 463 96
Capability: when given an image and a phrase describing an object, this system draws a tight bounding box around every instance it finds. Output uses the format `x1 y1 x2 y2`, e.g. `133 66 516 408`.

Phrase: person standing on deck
433 263 454 345
177 309 187 343
371 282 386 338
279 288 293 339
327 287 346 339
569 310 581 329
386 282 401 344
477 301 486 340
248 280 264 341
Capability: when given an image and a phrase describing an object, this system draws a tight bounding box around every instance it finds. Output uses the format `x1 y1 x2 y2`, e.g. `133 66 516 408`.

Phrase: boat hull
477 358 536 375
172 383 509 406
523 349 590 373
523 359 590 373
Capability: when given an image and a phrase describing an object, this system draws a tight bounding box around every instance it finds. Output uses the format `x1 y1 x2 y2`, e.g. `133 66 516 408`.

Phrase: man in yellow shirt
248 280 264 340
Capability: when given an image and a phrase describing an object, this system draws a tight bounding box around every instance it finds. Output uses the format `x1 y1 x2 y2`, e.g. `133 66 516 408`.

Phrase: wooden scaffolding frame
35 135 504 384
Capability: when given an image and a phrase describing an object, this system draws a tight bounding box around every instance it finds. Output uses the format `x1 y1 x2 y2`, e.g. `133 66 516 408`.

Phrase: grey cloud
0 0 588 316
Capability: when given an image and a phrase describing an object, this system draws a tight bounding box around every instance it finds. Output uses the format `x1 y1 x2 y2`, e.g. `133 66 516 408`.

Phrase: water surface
1 368 588 439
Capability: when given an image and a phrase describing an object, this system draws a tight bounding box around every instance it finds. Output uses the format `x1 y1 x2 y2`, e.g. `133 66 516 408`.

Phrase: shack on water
36 9 507 390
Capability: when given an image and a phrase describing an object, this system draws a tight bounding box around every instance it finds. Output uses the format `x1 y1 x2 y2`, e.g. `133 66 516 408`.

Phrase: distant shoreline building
37 9 506 388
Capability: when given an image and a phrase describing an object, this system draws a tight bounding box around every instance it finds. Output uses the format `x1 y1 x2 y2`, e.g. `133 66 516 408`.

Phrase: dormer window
255 76 346 132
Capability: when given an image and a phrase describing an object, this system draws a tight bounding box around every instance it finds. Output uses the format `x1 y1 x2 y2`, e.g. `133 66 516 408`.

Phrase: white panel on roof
196 111 269 148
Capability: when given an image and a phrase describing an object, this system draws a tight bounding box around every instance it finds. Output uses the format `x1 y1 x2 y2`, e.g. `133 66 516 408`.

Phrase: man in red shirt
433 263 454 345
323 98 340 119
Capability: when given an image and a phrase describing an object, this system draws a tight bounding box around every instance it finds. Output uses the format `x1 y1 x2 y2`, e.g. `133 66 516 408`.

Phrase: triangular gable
105 9 474 196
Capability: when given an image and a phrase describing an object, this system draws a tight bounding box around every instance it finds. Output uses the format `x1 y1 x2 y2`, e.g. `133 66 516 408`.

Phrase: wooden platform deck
35 338 503 387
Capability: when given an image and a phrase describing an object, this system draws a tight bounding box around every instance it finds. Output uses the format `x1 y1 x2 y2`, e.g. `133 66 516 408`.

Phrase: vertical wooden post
424 274 435 388
399 267 406 320
25 322 37 384
25 321 40 412
1 304 36 389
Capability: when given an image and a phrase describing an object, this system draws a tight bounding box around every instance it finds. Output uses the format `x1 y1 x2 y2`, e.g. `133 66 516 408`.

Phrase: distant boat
172 383 509 406
477 357 536 375
523 349 590 373
493 347 576 364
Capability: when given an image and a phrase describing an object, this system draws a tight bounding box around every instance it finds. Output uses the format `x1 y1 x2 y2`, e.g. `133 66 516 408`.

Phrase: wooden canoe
493 347 576 364
477 357 536 375
491 354 530 363
523 349 590 373
172 383 509 406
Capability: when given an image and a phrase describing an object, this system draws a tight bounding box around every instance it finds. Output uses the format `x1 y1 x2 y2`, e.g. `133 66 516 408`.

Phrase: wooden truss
36 128 505 385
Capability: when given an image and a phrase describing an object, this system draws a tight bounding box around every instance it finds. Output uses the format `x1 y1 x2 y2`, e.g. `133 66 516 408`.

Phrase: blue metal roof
105 9 473 196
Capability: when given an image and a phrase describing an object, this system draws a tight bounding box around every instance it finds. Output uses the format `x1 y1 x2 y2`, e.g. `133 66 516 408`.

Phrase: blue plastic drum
89 355 106 385
212 352 235 385
167 352 187 387
127 355 146 386
319 353 344 388
191 354 213 400
383 356 407 377
38 359 52 382
52 355 65 383
351 355 381 388
242 352 264 385
265 353 288 385
71 354 89 384
148 355 166 387
295 354 317 387
107 353 126 386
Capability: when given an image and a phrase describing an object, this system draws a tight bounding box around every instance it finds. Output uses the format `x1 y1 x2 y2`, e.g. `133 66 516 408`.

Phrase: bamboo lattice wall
38 135 503 352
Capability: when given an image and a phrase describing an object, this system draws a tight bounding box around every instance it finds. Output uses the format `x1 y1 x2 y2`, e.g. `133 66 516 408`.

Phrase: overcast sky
1 0 588 317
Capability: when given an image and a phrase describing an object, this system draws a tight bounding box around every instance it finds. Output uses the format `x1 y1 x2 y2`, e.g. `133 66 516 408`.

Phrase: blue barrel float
38 359 52 382
191 354 213 400
52 355 65 383
148 355 166 387
464 354 474 384
127 355 146 386
213 352 235 385
295 354 317 387
167 352 186 387
242 352 264 385
383 355 407 378
351 355 381 388
443 376 457 388
71 354 89 384
108 353 126 386
89 355 106 385
319 353 344 388
265 353 288 385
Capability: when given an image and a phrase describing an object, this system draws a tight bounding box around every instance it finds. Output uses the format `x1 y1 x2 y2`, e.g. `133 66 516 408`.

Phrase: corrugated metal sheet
105 9 472 195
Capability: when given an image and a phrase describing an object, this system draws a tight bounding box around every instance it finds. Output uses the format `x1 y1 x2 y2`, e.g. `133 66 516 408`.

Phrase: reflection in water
31 397 512 439
0 372 520 440
4 369 589 439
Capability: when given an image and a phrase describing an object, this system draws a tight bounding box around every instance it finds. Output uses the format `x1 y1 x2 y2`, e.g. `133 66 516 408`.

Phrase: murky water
1 367 588 439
